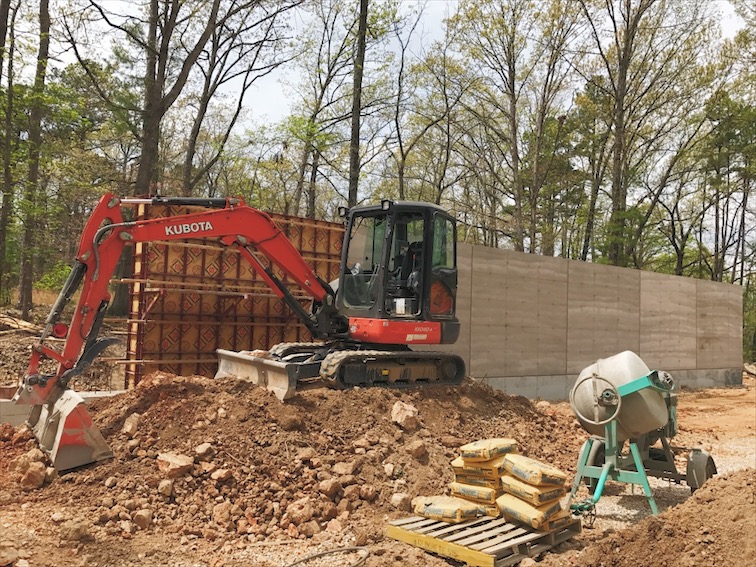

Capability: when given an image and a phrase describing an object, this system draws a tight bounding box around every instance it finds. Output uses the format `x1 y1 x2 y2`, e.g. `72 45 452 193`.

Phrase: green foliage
36 261 72 292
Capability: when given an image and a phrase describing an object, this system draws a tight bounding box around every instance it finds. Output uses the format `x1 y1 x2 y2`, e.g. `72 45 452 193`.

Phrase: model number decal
165 221 214 236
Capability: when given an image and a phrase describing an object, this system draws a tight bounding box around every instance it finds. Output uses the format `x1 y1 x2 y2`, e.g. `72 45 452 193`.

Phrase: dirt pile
0 373 582 549
540 468 756 567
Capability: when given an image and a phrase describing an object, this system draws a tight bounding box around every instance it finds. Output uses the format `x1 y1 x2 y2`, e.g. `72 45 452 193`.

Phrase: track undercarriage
215 341 466 401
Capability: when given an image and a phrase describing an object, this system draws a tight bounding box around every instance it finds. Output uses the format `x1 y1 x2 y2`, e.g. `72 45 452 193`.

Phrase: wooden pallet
387 515 581 567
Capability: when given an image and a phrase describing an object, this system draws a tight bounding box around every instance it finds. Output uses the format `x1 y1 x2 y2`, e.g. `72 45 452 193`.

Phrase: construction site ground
1 321 755 567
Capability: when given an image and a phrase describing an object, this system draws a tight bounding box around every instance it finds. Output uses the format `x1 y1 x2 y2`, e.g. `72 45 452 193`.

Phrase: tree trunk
347 0 368 207
18 0 49 319
136 0 160 195
0 0 15 304
306 151 320 219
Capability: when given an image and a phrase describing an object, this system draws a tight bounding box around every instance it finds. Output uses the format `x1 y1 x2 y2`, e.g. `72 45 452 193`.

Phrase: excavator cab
338 200 460 344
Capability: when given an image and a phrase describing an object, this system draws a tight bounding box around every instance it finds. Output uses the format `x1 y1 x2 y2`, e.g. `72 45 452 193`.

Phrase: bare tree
576 0 713 266
347 0 367 207
182 3 299 194
66 0 274 194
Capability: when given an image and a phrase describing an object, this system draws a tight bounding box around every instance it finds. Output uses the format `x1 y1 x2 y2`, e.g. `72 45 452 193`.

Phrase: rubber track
319 349 464 389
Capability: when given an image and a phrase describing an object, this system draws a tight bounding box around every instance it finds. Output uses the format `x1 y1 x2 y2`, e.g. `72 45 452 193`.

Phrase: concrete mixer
567 351 716 522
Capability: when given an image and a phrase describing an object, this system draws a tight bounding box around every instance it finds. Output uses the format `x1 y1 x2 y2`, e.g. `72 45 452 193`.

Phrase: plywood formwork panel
126 205 343 385
696 280 743 369
640 272 697 371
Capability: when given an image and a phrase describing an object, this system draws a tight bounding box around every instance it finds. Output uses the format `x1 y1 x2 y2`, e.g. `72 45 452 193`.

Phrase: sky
242 0 746 126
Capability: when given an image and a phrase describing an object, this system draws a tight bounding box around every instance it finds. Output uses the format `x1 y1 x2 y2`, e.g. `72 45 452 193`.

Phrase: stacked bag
413 438 571 530
497 453 569 529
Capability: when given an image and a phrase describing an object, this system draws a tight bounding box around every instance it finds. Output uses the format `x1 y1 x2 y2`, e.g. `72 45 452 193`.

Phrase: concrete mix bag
451 454 508 480
500 474 565 506
454 474 502 490
459 438 518 462
413 495 488 523
495 493 562 529
503 454 568 486
449 481 502 504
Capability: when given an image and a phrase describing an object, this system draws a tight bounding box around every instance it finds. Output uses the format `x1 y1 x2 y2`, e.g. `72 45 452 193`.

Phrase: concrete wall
446 244 743 400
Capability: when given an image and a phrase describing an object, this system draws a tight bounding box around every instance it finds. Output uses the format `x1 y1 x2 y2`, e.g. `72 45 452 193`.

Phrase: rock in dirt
104 476 118 488
286 497 313 526
360 484 378 502
298 520 321 538
210 468 232 481
519 559 537 567
157 453 193 478
297 447 317 462
122 413 141 438
158 479 174 497
60 520 90 542
212 501 232 526
194 442 215 461
11 448 45 474
390 493 412 511
332 460 360 475
439 435 466 447
20 461 46 489
406 439 428 459
391 401 420 431
0 543 19 567
133 509 153 530
383 463 395 478
319 478 343 500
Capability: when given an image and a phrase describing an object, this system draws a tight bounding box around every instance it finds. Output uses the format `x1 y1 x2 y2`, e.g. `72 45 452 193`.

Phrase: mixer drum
571 351 671 441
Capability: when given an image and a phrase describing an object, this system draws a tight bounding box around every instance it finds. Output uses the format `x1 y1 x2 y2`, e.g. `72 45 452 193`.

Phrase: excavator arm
13 193 343 470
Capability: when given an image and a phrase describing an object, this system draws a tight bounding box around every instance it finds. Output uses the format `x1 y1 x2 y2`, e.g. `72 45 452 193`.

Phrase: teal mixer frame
568 371 715 519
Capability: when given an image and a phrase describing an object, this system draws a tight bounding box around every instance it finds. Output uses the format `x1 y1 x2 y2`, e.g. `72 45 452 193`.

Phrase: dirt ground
1 322 754 567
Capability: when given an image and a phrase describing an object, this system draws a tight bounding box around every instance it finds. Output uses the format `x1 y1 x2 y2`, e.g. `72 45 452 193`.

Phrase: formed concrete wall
451 245 743 400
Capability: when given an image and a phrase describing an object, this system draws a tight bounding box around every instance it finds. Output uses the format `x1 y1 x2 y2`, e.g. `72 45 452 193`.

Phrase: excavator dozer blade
215 349 313 401
21 389 113 471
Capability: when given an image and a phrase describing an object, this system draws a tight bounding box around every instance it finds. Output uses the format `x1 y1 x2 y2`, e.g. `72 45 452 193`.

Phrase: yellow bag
449 481 502 504
541 507 573 531
503 454 567 486
451 454 508 480
459 438 518 462
413 495 486 523
454 474 502 489
495 493 562 529
500 475 565 506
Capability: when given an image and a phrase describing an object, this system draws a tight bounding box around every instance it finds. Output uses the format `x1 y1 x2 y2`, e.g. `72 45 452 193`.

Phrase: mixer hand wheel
570 374 622 426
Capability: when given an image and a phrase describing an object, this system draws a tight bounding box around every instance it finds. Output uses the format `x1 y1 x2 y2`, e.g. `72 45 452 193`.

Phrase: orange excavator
13 194 465 470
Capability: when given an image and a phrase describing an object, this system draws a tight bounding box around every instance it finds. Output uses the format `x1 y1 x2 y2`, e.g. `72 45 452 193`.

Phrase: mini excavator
13 194 465 470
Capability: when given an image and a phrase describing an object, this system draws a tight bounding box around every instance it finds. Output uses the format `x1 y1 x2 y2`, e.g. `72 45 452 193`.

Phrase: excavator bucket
215 349 314 401
14 387 113 471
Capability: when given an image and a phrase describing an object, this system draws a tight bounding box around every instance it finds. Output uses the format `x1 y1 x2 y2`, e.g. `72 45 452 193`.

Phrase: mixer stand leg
629 441 659 514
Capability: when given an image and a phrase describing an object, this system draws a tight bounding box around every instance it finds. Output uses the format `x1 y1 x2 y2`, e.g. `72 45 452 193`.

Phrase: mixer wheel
690 458 716 494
